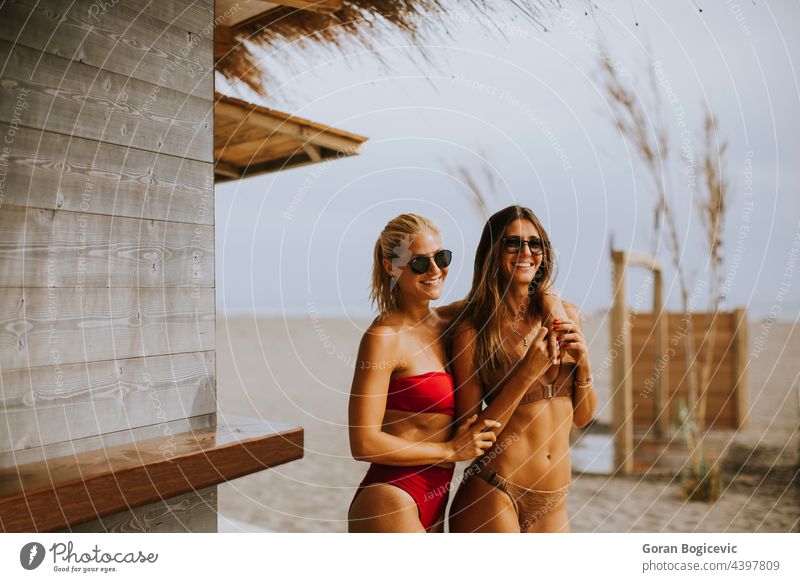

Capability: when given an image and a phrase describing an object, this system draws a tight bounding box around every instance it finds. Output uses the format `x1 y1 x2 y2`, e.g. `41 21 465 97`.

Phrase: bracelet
574 375 593 389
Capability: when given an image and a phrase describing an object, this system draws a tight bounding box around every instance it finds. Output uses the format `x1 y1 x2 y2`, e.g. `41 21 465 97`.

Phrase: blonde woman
347 213 501 532
448 205 597 533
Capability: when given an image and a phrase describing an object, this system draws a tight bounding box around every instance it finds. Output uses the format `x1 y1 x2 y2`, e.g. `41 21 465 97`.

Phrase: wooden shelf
0 415 303 532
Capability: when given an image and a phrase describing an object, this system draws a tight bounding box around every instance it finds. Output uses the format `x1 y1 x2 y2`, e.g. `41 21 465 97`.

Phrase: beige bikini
465 379 574 531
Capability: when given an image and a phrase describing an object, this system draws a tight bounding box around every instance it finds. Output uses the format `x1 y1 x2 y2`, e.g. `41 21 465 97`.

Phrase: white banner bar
1 533 797 581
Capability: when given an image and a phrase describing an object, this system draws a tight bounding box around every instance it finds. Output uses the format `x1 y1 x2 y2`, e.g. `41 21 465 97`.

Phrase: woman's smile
421 276 442 287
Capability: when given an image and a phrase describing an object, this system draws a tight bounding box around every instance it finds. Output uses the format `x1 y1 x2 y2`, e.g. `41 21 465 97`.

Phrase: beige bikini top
483 353 577 407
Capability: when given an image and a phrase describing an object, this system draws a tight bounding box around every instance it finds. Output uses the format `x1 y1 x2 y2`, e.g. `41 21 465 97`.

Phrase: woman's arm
451 323 552 436
348 326 497 465
559 301 597 428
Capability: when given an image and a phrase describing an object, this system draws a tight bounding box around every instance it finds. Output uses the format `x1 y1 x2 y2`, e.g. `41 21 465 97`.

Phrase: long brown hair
459 205 557 391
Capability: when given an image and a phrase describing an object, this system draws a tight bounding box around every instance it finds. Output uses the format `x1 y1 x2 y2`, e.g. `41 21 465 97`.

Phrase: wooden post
611 250 634 475
732 307 749 430
653 267 670 437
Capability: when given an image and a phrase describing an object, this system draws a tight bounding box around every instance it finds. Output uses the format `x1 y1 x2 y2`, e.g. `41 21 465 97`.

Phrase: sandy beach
216 314 798 532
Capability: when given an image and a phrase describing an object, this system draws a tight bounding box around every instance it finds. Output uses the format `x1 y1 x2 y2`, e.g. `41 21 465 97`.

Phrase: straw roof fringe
216 1 565 96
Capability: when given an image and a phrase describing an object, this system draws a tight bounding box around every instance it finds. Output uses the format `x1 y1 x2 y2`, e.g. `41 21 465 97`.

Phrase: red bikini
353 371 456 530
385 371 455 416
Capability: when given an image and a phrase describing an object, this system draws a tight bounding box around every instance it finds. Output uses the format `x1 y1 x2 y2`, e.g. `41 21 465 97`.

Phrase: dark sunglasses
408 249 453 274
502 236 545 255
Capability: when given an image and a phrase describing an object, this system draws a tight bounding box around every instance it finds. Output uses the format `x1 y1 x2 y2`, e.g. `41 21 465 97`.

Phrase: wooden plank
0 351 216 454
629 311 737 327
213 161 241 179
64 486 217 533
0 288 215 371
0 414 215 469
215 99 366 153
0 205 214 288
0 0 212 98
610 250 633 475
733 307 749 429
271 0 342 13
122 0 214 38
630 340 732 360
0 123 213 225
633 387 738 410
218 147 341 182
233 0 342 30
0 416 303 532
303 144 322 162
215 126 297 152
0 40 213 162
218 137 305 165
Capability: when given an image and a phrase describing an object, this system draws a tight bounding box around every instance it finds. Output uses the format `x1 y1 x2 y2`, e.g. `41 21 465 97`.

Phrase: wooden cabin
0 0 364 532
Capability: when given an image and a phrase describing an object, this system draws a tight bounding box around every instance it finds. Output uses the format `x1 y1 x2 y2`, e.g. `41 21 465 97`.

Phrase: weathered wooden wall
0 0 216 531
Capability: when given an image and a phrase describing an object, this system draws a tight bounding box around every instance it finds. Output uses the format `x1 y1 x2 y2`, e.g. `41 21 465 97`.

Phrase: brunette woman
448 205 596 533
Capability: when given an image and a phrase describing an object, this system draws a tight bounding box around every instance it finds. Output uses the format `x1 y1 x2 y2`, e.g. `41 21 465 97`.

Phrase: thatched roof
215 1 564 96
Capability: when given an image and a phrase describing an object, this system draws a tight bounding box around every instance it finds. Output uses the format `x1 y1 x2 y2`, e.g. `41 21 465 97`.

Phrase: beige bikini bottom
466 462 570 532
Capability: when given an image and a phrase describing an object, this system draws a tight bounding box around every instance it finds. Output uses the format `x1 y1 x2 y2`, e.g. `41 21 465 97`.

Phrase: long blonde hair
370 213 440 318
460 205 557 391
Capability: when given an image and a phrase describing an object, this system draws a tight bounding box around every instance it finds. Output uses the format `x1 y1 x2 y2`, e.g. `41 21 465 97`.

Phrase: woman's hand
541 291 568 365
446 414 501 462
553 318 588 366
519 325 552 380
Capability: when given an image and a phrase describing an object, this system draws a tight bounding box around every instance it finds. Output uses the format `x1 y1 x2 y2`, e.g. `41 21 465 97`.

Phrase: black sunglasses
408 249 453 274
502 236 545 255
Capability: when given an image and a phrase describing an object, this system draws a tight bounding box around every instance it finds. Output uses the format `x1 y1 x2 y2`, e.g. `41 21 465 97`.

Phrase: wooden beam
653 267 670 437
0 416 303 532
303 143 322 162
215 99 365 154
272 0 342 13
733 307 749 430
230 0 342 30
214 161 242 179
626 251 662 272
611 249 634 475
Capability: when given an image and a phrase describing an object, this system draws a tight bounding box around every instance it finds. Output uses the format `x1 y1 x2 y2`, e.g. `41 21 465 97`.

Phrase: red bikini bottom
352 463 455 530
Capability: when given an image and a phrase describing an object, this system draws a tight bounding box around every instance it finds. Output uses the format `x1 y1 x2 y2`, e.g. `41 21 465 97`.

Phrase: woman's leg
427 513 446 533
448 475 520 532
347 483 425 532
524 497 570 533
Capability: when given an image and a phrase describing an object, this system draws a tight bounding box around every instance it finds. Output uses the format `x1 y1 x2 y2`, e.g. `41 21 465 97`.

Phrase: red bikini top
385 371 455 416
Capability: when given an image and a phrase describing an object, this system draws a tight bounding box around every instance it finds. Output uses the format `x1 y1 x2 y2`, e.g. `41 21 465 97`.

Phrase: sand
216 314 799 532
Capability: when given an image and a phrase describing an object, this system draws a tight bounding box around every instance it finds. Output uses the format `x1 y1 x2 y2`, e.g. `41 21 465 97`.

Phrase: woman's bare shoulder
433 299 467 321
360 318 401 350
451 319 477 345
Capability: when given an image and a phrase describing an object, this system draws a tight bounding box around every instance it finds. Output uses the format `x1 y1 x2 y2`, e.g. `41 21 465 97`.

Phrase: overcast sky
215 0 799 322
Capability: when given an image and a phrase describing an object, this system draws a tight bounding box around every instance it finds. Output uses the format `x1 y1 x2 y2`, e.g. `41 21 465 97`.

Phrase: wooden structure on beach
0 0 365 532
214 93 366 182
609 249 749 476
